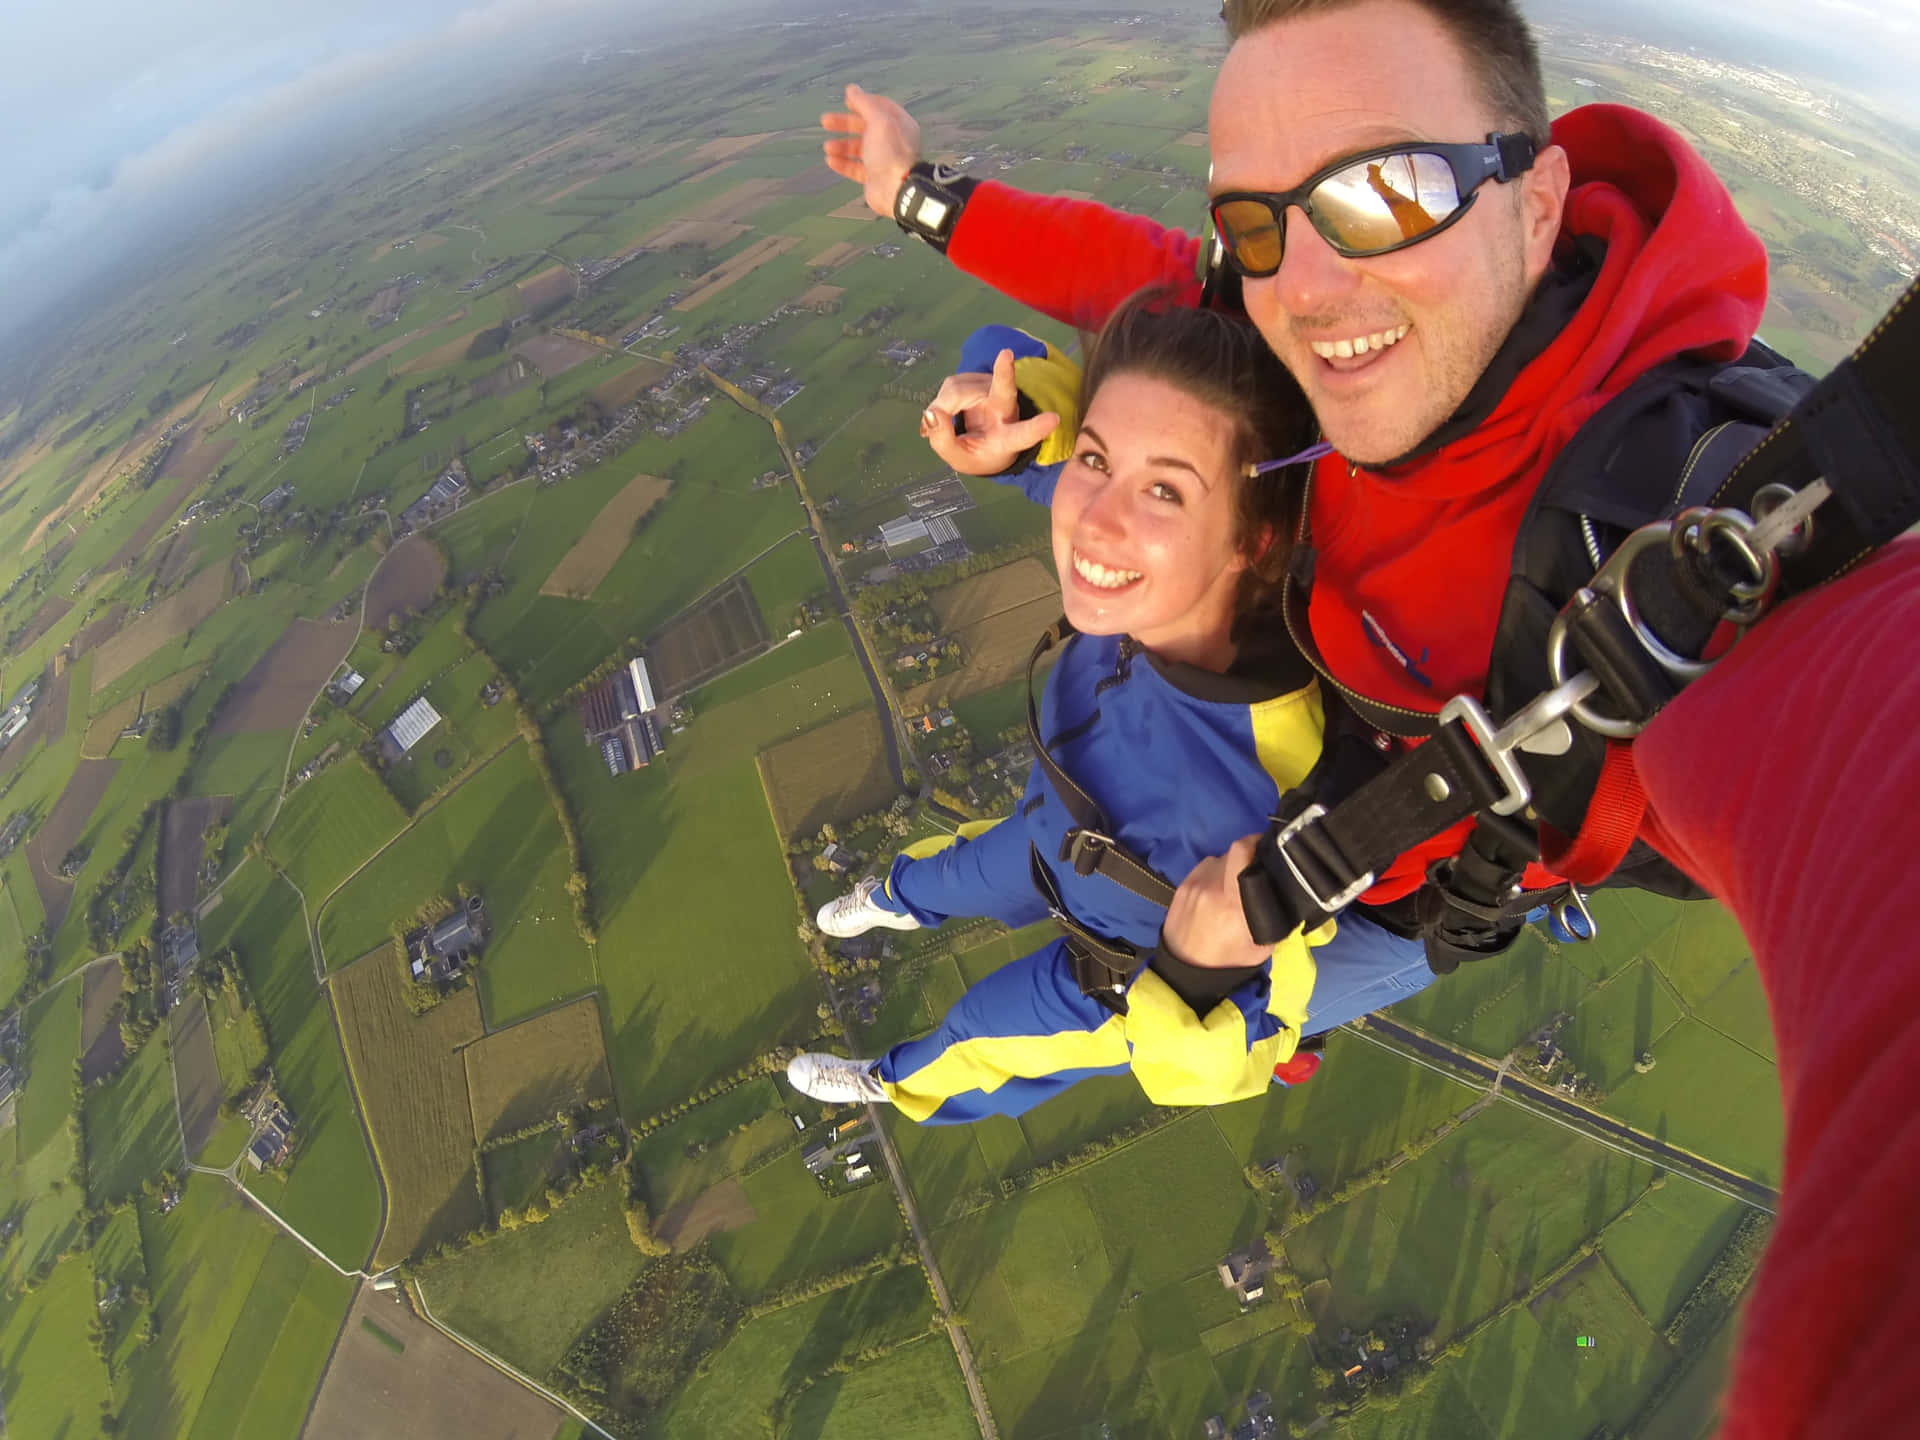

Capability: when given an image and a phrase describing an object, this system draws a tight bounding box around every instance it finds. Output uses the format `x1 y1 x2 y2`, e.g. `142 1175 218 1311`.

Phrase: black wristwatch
893 162 977 255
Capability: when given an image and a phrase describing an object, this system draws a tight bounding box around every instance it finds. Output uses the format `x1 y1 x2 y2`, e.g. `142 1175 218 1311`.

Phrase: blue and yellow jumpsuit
865 327 1434 1125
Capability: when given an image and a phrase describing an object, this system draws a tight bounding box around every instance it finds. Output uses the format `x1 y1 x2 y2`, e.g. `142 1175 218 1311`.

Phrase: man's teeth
1310 324 1410 360
1073 553 1142 590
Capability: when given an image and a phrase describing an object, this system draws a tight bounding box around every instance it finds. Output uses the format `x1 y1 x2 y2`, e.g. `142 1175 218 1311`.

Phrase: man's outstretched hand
821 84 921 219
918 349 1062 477
1164 836 1273 970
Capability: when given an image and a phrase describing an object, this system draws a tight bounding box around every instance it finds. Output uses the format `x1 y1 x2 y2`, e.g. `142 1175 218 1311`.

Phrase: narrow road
701 367 915 792
1355 1015 1779 1211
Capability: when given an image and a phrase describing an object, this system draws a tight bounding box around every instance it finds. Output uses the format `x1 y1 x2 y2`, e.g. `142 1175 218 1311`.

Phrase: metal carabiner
1550 884 1597 943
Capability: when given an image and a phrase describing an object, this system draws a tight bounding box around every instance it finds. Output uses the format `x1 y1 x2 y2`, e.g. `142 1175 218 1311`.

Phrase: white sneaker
816 877 922 938
787 1052 889 1105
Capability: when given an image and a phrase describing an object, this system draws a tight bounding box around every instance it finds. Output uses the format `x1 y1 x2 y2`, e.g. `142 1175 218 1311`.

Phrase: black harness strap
1024 621 1178 910
1239 274 1920 950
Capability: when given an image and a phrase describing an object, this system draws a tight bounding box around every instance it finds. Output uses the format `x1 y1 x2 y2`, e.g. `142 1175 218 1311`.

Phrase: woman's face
1051 372 1249 665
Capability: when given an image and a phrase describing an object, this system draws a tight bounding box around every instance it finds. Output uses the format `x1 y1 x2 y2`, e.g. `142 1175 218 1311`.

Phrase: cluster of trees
623 1191 670 1257
626 1049 797 1142
196 946 271 1104
742 1243 915 1322
85 799 164 953
992 1107 1183 1202
1666 1210 1771 1351
550 1248 742 1436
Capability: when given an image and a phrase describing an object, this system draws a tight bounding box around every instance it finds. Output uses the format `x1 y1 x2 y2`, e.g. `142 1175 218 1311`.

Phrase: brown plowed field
24 756 119 936
342 308 470 379
22 381 215 553
515 265 576 312
366 534 448 632
91 563 230 690
306 1283 566 1440
70 603 126 656
805 240 864 268
211 616 357 735
589 357 669 412
759 707 894 840
78 960 126 1085
673 235 803 313
11 594 71 650
332 955 486 1267
647 575 770 696
538 474 672 599
153 538 202 589
515 334 599 378
394 324 494 376
83 662 207 758
687 130 785 164
170 992 224 1161
630 218 748 252
795 284 845 312
159 795 232 918
657 1177 757 1252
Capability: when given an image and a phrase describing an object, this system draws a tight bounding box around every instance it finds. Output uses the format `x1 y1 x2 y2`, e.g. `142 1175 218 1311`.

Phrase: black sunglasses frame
1208 132 1538 277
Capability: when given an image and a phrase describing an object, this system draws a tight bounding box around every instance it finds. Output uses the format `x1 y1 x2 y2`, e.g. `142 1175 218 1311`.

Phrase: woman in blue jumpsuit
789 302 1434 1124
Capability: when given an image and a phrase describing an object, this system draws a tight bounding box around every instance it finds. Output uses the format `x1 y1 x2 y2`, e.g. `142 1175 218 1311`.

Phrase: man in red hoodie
824 0 1920 1430
828 0 1770 909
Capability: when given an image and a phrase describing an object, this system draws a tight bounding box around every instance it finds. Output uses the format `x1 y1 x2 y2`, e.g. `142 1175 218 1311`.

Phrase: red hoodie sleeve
945 180 1204 332
1633 538 1920 1440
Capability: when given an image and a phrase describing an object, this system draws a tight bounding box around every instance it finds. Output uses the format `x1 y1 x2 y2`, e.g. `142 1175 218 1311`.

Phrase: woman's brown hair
1078 290 1317 620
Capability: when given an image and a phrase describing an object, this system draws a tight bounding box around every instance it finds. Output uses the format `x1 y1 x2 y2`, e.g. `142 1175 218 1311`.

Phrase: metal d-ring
1546 588 1648 740
1674 506 1779 623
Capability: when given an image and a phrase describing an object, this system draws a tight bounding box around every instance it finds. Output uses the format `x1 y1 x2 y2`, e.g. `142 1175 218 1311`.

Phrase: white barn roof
387 696 443 753
627 657 657 714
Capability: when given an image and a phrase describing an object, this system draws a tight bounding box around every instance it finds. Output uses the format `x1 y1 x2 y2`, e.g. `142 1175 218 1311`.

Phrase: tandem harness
1020 621 1177 1007
1238 275 1920 961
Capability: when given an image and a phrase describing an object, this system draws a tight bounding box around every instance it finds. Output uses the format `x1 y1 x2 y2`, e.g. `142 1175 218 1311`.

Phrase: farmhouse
409 895 491 982
1217 1247 1269 1304
328 667 366 703
844 1164 872 1182
818 842 857 874
802 1143 831 1174
398 464 468 531
246 1103 297 1172
260 481 296 511
383 696 443 758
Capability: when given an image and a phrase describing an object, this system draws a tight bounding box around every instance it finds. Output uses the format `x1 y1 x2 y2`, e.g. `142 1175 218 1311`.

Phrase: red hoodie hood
1304 103 1769 900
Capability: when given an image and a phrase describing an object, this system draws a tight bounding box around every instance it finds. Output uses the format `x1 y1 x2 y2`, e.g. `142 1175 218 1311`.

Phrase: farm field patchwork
538 472 674 598
83 1033 182 1205
331 952 487 1267
269 756 411 906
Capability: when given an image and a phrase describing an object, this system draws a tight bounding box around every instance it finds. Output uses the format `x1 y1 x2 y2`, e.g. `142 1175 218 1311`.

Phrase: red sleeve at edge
946 180 1203 333
1635 539 1920 1439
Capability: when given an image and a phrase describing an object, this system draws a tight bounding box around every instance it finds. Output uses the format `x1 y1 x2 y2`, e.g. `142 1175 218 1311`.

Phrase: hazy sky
1 0 1915 345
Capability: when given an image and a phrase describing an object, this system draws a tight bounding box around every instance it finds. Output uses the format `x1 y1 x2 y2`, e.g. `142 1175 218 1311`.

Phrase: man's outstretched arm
822 84 1203 332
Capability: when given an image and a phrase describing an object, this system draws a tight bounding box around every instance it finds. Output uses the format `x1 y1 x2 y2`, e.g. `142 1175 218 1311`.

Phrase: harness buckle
1060 827 1115 878
1273 805 1375 915
1436 676 1599 818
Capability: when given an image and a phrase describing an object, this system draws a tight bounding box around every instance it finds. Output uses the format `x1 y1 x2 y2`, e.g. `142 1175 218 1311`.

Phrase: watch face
913 195 951 232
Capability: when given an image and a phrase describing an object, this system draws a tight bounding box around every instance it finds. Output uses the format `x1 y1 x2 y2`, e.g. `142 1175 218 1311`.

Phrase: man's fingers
1224 834 1262 873
822 154 864 184
928 371 993 416
820 111 863 134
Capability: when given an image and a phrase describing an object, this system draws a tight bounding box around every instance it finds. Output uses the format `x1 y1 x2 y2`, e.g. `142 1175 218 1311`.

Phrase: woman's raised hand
919 349 1062 477
821 84 922 219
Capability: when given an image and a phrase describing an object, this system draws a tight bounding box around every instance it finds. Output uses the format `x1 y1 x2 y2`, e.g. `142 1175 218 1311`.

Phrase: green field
316 745 595 1033
269 755 411 904
108 1177 347 1437
781 1336 979 1440
84 1032 183 1204
200 860 383 1268
418 1178 649 1377
0 1253 114 1436
744 531 825 632
650 1266 937 1439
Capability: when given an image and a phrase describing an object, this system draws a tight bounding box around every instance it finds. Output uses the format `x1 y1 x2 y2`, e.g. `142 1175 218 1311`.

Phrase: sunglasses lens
1213 198 1286 276
1312 152 1462 253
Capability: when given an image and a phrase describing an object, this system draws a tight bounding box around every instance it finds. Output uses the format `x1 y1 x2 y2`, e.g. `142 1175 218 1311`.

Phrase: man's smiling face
1209 0 1567 466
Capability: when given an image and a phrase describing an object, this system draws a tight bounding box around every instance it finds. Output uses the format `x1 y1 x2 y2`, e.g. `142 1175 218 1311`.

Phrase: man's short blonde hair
1220 0 1552 144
